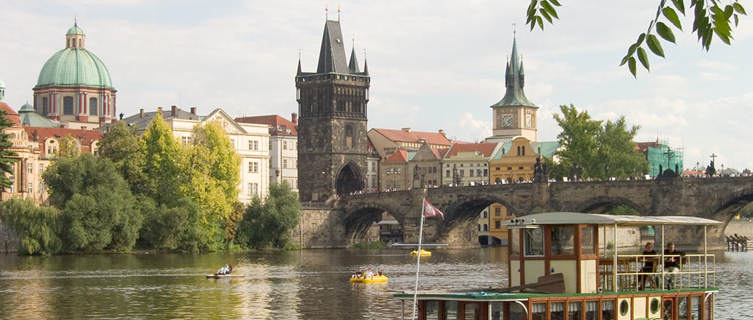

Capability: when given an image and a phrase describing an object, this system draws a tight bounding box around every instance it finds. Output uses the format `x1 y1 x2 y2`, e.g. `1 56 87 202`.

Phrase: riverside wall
0 220 18 254
725 219 753 237
291 207 347 249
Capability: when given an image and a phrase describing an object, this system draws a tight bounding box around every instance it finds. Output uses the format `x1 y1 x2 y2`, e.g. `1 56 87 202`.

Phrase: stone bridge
331 177 753 248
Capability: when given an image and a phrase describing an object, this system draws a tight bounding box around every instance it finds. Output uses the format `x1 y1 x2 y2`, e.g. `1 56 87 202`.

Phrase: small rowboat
205 274 244 279
410 249 431 257
350 275 388 284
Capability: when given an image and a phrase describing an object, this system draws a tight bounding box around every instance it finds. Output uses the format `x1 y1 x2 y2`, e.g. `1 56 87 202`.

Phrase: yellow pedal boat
350 275 388 284
410 249 431 257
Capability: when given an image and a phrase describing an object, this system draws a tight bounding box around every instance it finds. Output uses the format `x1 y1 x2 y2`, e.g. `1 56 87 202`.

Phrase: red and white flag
422 199 444 219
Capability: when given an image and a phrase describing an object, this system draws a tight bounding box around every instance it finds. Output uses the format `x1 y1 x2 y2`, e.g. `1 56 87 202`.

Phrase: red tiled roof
0 102 20 126
372 128 451 146
235 115 297 136
635 141 659 152
24 127 102 156
384 149 408 163
445 142 497 158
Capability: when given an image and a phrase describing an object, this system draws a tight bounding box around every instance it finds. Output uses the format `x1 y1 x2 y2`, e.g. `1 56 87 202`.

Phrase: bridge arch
433 195 520 246
576 196 648 214
342 203 404 245
708 189 753 235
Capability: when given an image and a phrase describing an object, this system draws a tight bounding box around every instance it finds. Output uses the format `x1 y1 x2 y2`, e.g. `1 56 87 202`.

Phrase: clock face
502 114 513 128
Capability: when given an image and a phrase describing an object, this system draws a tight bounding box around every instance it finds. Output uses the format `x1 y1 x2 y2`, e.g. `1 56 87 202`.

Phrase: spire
297 57 302 75
491 35 536 108
316 20 349 73
362 49 368 75
348 35 360 73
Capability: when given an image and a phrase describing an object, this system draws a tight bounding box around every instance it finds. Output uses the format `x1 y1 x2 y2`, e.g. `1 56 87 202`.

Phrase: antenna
74 16 78 27
325 4 329 20
337 4 341 22
512 22 516 36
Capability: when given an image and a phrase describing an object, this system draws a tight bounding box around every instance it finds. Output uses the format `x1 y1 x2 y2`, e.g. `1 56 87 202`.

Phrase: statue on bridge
533 156 548 183
705 160 716 177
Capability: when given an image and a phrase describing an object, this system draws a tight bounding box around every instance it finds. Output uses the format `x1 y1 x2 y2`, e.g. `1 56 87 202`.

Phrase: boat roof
503 212 722 227
393 288 718 301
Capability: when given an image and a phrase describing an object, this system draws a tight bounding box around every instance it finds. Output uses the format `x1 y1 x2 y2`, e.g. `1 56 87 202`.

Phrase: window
524 227 544 256
248 183 258 196
483 224 488 232
678 296 689 320
470 170 474 177
551 302 565 320
495 221 500 229
531 303 546 320
510 229 520 256
425 301 439 320
249 140 258 151
482 211 487 218
283 141 287 150
27 182 33 193
691 296 701 320
42 97 49 114
27 163 33 174
568 302 582 320
345 125 353 149
89 97 98 115
495 207 501 216
477 169 482 177
39 163 45 173
581 225 595 254
602 300 615 320
249 161 258 173
551 226 575 255
63 96 74 115
446 170 450 177
283 159 288 169
585 301 598 320
181 136 192 145
484 169 488 176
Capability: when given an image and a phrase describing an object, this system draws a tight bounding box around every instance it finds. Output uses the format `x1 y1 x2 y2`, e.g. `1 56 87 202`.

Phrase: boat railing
599 253 716 292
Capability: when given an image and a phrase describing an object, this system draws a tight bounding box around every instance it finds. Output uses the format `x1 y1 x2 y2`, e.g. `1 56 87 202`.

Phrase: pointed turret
348 47 360 73
297 57 302 75
363 58 368 75
491 35 535 108
316 20 349 74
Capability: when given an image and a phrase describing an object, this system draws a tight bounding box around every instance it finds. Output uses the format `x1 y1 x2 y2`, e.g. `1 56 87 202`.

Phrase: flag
422 199 444 218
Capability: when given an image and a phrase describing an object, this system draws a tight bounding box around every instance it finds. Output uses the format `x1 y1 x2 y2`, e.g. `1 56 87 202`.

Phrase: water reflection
0 248 747 319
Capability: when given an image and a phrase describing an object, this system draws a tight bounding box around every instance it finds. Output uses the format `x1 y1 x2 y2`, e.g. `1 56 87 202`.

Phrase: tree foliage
526 0 747 77
138 196 213 252
0 108 17 190
141 112 183 206
58 135 80 158
0 198 61 255
237 182 300 249
99 121 148 194
550 105 648 180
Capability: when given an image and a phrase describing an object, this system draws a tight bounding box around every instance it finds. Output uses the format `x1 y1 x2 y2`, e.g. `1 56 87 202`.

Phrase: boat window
524 228 544 257
704 295 713 320
531 303 546 320
464 303 480 320
601 300 615 320
690 296 701 320
510 229 520 256
581 225 595 255
509 302 526 320
426 301 439 320
568 301 582 320
585 301 598 320
443 301 457 320
678 296 689 320
490 302 503 320
550 226 574 255
550 302 565 320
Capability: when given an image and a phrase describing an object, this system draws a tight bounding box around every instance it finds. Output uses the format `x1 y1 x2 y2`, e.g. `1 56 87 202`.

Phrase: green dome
67 25 84 35
35 48 113 89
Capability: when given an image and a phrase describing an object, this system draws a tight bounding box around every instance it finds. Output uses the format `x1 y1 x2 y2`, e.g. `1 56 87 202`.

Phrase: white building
235 114 298 194
121 106 270 203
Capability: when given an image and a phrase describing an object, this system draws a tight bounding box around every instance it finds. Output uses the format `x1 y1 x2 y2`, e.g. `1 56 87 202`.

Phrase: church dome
35 24 113 90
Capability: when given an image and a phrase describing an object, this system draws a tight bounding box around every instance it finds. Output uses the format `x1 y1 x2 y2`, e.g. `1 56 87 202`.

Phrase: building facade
33 22 116 129
368 128 451 159
296 19 370 202
121 106 270 203
440 142 499 187
365 140 380 193
236 114 299 193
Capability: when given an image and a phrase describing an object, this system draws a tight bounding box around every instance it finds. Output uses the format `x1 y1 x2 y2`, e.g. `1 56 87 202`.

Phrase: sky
1 1 752 170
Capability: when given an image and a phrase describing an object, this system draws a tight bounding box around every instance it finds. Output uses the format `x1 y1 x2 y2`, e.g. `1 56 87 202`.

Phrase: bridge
326 177 753 248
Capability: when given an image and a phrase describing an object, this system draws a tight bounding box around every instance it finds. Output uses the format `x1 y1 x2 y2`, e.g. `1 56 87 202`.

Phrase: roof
636 141 660 152
384 149 417 163
18 103 60 127
67 24 84 35
36 48 113 89
24 127 102 148
444 142 497 159
504 212 722 227
372 128 452 146
235 115 297 136
121 107 201 130
0 101 20 126
348 47 360 73
490 36 536 108
491 139 559 160
317 20 349 74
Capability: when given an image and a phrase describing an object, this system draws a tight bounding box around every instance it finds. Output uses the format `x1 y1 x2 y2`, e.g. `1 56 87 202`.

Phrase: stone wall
0 220 18 254
725 220 753 237
291 207 347 248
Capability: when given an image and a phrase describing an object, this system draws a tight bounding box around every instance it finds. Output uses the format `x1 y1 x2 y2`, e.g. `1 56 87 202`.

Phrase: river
0 248 750 319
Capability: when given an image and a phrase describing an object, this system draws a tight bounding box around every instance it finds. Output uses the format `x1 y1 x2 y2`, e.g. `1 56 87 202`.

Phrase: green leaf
734 14 739 26
628 57 637 77
537 16 544 29
663 7 683 30
725 5 734 18
637 47 650 70
540 8 553 23
636 32 646 46
656 22 676 43
549 0 561 6
646 34 665 57
733 2 747 15
541 0 559 19
672 0 686 15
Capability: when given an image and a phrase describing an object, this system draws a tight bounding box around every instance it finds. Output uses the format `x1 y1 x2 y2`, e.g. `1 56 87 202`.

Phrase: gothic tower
489 35 538 142
296 19 370 202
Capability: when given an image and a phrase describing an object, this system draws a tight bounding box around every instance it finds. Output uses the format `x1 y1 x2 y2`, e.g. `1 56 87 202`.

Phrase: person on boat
663 242 685 289
365 268 374 278
227 264 233 274
639 242 657 290
216 264 230 275
377 269 383 276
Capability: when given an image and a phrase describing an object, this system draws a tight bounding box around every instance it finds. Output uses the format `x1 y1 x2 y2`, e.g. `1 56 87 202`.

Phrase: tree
237 182 300 249
58 135 80 158
42 154 142 252
138 196 211 252
141 112 183 206
0 198 61 255
526 0 747 77
99 121 148 194
0 108 17 190
595 117 649 179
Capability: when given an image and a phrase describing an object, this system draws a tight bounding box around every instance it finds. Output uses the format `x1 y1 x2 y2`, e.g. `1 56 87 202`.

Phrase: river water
0 248 750 319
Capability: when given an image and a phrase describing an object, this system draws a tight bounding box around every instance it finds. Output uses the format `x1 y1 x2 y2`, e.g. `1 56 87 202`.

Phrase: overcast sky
1 1 752 170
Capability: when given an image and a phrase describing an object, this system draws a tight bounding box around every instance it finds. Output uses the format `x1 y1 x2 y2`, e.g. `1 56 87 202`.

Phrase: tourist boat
350 275 389 284
394 212 720 320
411 249 432 257
205 274 244 279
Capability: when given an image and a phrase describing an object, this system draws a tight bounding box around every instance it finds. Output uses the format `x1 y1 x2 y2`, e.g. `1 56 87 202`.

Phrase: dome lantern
66 19 85 49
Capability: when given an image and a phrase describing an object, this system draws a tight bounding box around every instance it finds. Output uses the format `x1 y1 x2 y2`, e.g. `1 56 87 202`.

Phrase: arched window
63 97 74 115
89 97 98 115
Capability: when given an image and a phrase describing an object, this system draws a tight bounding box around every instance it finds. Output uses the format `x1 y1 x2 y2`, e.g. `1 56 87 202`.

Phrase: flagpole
411 197 426 320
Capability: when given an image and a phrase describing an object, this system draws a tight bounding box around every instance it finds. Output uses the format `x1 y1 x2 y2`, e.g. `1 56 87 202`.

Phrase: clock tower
488 35 538 142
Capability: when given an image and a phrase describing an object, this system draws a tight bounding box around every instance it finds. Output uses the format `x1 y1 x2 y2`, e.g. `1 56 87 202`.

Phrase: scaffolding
646 140 684 177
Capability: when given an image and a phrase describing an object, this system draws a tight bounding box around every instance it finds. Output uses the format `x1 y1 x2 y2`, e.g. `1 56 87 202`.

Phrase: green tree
58 135 80 158
0 108 17 190
526 0 747 76
237 182 300 249
0 198 61 255
141 113 183 206
595 117 649 179
99 121 148 194
42 154 142 252
139 196 211 252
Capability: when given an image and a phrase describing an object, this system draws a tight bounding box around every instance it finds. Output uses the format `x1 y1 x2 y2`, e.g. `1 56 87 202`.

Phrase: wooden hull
205 274 243 279
350 275 388 283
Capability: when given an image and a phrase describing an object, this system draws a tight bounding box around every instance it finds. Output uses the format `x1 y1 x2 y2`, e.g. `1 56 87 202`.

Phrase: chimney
439 129 446 137
157 107 162 115
401 127 411 132
171 105 177 116
291 112 298 126
190 107 197 115
139 108 144 118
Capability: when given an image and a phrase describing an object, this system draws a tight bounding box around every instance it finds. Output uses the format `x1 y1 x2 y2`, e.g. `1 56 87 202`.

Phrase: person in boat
216 264 230 275
377 269 383 276
227 264 233 274
364 268 374 278
639 242 657 290
663 242 685 289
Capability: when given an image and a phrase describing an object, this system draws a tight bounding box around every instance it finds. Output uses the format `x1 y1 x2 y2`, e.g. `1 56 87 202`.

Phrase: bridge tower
295 18 370 202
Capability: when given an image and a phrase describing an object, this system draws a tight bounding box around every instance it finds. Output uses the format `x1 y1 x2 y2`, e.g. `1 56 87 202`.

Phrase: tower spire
337 4 341 22
297 49 302 75
490 34 535 108
348 34 360 73
362 48 368 74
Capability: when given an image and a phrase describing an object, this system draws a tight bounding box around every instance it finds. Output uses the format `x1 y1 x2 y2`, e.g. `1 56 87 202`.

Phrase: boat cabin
394 212 721 320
